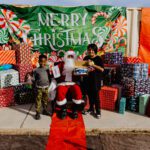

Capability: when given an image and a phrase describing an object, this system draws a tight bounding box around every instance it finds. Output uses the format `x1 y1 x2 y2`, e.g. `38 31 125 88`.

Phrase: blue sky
0 0 150 7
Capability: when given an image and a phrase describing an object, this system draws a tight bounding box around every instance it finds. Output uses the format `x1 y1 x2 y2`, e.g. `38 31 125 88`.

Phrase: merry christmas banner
0 5 127 57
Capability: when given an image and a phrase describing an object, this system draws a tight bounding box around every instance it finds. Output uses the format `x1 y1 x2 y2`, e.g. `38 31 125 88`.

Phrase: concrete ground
0 103 150 135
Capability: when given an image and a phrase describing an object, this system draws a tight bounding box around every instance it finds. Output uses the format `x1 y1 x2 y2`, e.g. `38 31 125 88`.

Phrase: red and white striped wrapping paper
0 50 16 65
123 57 142 64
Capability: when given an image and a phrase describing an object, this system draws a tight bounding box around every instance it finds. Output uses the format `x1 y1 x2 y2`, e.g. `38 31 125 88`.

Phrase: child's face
87 48 96 57
39 58 47 67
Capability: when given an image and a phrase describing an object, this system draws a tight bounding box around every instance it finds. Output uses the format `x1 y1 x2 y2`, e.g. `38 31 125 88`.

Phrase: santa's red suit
54 52 83 106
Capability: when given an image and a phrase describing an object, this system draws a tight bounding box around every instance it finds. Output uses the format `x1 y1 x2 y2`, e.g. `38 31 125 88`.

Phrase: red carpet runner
46 113 87 150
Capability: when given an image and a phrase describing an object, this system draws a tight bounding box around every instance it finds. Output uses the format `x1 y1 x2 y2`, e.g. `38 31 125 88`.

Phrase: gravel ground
0 132 150 150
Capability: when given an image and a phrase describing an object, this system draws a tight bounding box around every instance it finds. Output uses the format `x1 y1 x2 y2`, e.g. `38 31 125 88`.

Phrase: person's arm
92 63 104 72
88 57 104 72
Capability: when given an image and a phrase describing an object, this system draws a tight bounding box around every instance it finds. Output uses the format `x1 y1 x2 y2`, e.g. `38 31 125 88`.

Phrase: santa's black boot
60 104 67 120
72 104 79 119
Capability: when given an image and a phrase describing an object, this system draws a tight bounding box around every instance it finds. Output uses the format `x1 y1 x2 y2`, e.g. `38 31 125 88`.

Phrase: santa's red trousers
56 84 82 106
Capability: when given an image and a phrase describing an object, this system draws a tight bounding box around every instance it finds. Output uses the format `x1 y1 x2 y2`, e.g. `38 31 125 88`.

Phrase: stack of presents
101 51 150 117
0 43 34 107
0 46 150 118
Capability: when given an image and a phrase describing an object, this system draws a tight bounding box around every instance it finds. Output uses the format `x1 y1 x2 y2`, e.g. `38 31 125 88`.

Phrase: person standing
33 54 51 120
83 44 104 119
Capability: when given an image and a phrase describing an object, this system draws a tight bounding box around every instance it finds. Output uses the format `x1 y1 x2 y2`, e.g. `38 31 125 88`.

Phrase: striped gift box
0 50 16 65
139 94 149 115
0 87 14 107
13 42 32 64
0 69 19 88
123 57 142 63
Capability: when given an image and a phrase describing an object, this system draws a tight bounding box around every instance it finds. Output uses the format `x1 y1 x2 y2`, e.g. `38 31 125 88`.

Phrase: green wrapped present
139 94 149 115
119 97 126 114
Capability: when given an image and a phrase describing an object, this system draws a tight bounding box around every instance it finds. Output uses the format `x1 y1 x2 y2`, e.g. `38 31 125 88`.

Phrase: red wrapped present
0 50 16 65
15 64 33 83
123 57 142 64
13 42 32 64
0 87 14 107
100 86 118 111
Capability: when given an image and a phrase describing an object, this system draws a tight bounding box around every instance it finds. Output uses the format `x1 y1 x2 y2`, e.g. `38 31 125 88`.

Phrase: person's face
87 48 96 57
67 55 74 59
39 58 47 67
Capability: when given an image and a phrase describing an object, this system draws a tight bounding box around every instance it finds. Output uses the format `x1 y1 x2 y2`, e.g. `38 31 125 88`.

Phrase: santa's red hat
64 49 77 60
66 50 76 56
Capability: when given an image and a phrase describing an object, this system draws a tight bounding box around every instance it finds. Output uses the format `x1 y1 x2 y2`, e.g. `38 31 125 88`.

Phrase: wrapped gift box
74 68 88 76
100 86 118 111
75 61 88 68
14 84 35 105
104 52 123 64
0 69 19 88
121 77 150 97
0 50 16 65
112 84 123 110
141 63 149 79
135 78 150 96
13 42 31 64
0 87 14 107
15 64 33 83
121 64 141 79
121 63 149 79
104 67 119 85
146 97 150 117
119 97 126 114
127 96 139 112
15 91 34 105
139 94 149 115
121 77 135 97
123 57 142 64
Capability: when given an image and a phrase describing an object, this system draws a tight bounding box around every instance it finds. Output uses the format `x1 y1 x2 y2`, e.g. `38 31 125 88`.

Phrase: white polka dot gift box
0 69 19 88
13 42 32 64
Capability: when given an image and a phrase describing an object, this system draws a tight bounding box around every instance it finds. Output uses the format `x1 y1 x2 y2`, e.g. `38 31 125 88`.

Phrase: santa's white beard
64 58 75 73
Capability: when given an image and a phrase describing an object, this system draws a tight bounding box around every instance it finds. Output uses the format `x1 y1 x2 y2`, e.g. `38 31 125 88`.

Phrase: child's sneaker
35 112 41 120
96 109 101 119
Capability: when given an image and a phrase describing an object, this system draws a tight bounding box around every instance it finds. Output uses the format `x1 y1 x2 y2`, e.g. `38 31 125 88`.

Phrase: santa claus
53 50 84 119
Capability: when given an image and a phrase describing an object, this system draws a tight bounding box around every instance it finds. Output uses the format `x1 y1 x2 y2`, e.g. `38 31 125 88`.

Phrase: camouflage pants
35 88 48 113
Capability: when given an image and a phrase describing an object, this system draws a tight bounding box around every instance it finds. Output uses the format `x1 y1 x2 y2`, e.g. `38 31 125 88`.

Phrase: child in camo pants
33 54 51 120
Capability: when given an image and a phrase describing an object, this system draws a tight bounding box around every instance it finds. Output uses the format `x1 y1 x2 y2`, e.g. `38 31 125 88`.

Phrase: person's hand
88 60 94 66
88 66 95 72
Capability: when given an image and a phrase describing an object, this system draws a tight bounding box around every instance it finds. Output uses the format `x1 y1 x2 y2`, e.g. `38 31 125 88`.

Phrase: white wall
127 8 141 57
